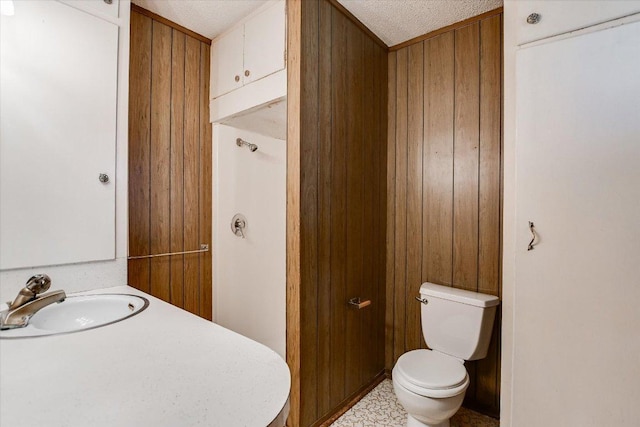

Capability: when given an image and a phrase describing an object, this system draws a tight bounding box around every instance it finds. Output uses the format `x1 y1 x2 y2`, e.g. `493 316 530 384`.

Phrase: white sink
0 294 148 338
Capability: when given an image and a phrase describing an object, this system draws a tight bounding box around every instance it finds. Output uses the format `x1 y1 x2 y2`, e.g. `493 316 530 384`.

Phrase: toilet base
407 414 449 427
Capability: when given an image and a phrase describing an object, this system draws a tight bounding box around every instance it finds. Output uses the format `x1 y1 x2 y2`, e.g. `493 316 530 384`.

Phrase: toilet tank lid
419 283 500 307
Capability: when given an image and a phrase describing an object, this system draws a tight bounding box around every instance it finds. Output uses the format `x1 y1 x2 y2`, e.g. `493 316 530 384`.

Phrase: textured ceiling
336 0 503 46
134 0 503 46
133 0 268 39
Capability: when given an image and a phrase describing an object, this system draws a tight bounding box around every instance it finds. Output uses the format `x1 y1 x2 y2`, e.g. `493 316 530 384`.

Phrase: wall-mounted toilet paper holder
348 297 371 309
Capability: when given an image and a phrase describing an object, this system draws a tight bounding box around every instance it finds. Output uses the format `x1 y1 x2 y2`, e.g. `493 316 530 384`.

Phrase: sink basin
0 294 149 339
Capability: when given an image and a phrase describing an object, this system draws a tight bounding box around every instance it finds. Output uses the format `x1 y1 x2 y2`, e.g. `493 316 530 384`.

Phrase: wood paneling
288 1 387 425
183 35 201 315
150 20 172 303
199 44 213 320
169 30 185 308
300 0 319 423
316 0 333 417
393 46 408 366
286 0 302 424
387 12 503 418
389 7 503 51
130 3 211 44
128 10 152 295
423 32 455 288
476 13 502 411
385 50 397 371
328 4 347 413
406 42 424 351
129 7 212 320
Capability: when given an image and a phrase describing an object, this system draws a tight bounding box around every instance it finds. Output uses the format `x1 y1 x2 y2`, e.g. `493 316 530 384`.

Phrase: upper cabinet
211 0 285 99
59 0 120 20
516 0 640 45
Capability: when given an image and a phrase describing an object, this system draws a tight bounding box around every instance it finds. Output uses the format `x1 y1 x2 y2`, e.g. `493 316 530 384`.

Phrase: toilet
392 282 499 427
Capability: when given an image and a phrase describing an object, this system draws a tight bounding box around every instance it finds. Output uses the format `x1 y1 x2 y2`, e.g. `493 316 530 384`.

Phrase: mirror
0 0 119 270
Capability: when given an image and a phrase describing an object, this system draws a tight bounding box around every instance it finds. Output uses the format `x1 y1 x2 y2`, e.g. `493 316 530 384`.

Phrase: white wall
213 124 286 358
0 1 130 301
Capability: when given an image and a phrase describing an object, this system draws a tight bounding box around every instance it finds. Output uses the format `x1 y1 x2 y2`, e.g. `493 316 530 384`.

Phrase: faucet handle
25 274 51 295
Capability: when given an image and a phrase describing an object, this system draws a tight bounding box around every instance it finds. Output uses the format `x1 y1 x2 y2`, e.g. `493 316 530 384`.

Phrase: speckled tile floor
330 379 499 427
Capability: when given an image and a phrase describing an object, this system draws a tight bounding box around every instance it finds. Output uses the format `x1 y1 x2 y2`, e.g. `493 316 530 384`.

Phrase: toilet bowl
392 283 499 427
392 349 468 427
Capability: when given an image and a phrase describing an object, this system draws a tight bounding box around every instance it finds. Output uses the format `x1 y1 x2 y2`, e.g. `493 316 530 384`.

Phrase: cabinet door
243 0 285 84
0 0 118 269
512 21 640 426
515 0 640 45
59 0 120 19
211 25 244 98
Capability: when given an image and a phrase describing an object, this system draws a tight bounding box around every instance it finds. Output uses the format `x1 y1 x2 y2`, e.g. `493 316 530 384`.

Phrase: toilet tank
420 282 499 361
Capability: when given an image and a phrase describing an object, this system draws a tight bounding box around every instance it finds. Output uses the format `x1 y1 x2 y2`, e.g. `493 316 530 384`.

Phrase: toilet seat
393 350 469 399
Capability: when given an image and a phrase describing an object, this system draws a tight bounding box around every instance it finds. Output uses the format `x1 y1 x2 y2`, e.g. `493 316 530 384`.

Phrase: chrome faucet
0 274 66 330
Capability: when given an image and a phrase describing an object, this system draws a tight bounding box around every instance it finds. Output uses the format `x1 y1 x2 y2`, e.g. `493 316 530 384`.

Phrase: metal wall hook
528 221 537 251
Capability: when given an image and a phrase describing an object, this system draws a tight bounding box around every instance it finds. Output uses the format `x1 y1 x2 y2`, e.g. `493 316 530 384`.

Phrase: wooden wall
128 6 212 320
386 11 503 417
287 0 388 425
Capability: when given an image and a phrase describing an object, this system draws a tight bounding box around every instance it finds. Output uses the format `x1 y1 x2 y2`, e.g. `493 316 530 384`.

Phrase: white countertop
0 286 290 427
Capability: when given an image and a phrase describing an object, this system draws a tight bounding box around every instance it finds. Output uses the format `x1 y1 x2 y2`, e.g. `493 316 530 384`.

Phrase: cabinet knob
527 13 541 24
103 0 113 4
244 70 250 77
99 173 110 183
234 75 240 82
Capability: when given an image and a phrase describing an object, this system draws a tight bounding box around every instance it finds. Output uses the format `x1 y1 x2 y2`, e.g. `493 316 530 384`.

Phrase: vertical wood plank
128 10 152 293
422 33 454 287
329 7 348 408
300 0 319 424
169 29 185 308
285 0 302 424
344 21 364 396
378 46 389 373
373 43 387 377
199 42 213 321
361 35 376 382
406 42 424 351
454 22 481 403
476 14 502 413
393 47 408 364
317 0 333 418
385 49 397 371
183 35 201 316
149 21 172 302
478 16 502 297
453 23 480 293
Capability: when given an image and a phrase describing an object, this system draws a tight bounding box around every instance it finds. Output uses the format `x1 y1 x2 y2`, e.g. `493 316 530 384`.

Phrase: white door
512 20 640 426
